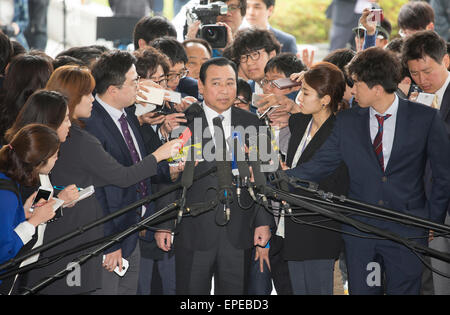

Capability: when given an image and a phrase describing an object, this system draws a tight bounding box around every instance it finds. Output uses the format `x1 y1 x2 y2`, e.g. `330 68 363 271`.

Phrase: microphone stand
253 183 450 263
21 200 182 295
281 175 450 235
0 166 217 272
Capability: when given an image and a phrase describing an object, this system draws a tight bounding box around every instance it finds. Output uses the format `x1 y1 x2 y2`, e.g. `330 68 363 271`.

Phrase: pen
53 186 83 191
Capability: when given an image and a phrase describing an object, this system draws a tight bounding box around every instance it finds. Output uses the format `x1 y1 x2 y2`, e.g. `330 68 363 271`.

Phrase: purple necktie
373 114 391 172
118 114 148 202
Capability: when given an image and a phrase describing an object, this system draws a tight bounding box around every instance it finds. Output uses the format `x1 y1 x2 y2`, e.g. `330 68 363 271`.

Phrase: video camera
185 0 229 49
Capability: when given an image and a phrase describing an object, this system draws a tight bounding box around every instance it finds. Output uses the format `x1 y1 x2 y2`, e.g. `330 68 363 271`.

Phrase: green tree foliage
270 0 409 44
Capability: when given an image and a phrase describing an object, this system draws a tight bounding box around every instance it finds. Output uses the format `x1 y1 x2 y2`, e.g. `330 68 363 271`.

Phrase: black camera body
186 1 229 49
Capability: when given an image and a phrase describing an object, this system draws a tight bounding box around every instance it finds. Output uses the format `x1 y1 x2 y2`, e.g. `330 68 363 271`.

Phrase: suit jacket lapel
93 101 133 165
286 114 310 167
358 107 381 171
385 99 408 175
298 115 335 164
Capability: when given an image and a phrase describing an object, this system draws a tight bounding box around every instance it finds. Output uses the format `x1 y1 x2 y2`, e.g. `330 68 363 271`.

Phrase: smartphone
30 187 53 211
368 9 384 25
102 256 129 277
257 105 280 120
273 78 302 90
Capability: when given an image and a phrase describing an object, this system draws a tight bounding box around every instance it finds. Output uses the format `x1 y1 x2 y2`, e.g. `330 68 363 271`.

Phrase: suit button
382 176 387 183
378 200 384 206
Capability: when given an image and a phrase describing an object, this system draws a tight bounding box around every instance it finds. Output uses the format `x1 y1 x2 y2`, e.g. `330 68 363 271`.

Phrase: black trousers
175 228 252 295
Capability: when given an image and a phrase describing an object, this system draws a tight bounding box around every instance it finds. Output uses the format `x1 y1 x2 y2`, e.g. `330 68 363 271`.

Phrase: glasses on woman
239 48 264 64
227 4 241 12
150 76 168 86
167 69 189 82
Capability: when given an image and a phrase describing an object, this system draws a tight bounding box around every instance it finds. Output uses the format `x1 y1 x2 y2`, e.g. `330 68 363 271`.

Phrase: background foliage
91 0 410 44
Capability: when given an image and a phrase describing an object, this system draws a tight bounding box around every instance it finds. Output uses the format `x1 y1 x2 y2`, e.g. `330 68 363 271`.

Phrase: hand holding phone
273 78 302 90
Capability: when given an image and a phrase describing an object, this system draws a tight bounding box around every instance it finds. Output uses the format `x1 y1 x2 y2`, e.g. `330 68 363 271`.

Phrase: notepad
63 185 95 208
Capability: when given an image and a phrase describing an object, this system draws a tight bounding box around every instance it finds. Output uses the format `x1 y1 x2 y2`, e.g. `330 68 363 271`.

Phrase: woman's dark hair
0 124 60 186
134 46 171 79
0 53 54 140
4 90 68 143
304 62 346 113
56 46 105 68
347 47 402 94
11 40 26 58
0 31 13 75
46 65 95 127
323 48 356 87
91 50 136 95
264 53 306 77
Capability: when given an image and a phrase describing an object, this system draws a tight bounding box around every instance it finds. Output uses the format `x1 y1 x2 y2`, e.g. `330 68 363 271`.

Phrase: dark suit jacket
269 26 298 54
173 103 274 251
284 113 349 261
440 82 450 134
84 100 165 258
287 98 450 239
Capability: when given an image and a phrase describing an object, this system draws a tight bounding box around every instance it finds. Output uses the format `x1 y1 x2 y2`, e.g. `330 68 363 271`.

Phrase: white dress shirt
202 101 232 146
435 71 450 110
369 95 399 170
95 95 147 215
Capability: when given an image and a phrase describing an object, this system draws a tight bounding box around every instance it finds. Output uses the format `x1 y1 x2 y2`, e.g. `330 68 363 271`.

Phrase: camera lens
205 28 218 40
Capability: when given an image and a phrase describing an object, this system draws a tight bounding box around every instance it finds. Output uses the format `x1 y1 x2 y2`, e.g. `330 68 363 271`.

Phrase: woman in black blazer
283 62 350 295
23 66 182 295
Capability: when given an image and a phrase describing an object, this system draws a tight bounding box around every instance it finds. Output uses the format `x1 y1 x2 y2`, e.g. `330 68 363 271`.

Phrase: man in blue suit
286 47 450 294
85 50 169 295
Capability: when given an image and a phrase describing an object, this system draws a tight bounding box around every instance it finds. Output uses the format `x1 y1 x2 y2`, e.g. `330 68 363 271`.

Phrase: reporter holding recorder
24 65 183 295
0 124 59 294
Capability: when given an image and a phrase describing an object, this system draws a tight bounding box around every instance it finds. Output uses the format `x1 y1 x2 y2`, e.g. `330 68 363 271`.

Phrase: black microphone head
181 159 196 189
249 160 266 189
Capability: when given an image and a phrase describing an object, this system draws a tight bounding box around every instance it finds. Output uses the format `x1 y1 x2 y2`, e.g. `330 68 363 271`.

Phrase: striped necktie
373 114 391 172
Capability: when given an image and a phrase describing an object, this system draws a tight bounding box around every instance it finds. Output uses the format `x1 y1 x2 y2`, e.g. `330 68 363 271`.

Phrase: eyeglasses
150 76 168 86
239 48 264 64
119 75 140 88
260 78 278 89
234 96 250 105
167 69 189 82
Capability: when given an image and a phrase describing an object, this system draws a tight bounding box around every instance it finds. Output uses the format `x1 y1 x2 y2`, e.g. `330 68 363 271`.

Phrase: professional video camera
185 0 229 49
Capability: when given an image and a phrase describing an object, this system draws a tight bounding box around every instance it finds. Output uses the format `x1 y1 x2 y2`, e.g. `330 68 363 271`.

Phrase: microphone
187 199 219 217
248 159 268 207
177 132 195 224
213 116 233 224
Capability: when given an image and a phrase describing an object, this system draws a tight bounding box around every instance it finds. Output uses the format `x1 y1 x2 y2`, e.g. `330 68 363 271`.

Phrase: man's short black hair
324 48 356 87
199 57 237 84
237 78 252 102
398 1 434 31
91 50 137 95
231 28 281 62
402 30 447 66
347 47 402 94
385 38 404 55
133 16 177 50
150 36 188 66
264 53 306 77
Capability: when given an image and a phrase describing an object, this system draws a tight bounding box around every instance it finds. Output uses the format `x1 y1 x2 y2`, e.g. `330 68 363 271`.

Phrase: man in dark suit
85 50 169 295
245 0 297 54
402 30 450 295
286 47 450 294
156 57 273 294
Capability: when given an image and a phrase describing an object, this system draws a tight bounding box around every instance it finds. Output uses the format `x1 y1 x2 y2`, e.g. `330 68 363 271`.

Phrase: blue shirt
0 173 25 268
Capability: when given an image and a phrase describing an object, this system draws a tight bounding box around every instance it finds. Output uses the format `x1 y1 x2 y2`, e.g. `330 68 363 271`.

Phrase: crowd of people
0 0 449 296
